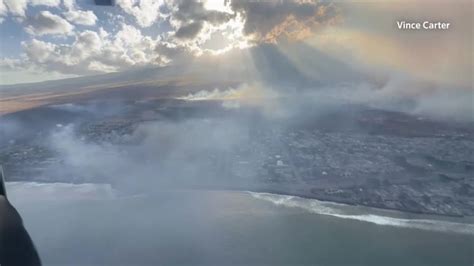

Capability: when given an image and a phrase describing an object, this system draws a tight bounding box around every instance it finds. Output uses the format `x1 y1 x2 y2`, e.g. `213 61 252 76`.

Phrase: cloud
1 0 470 96
64 9 97 26
0 0 7 23
25 10 74 36
62 0 73 9
2 0 60 18
229 0 341 43
2 0 243 77
172 0 233 26
174 21 203 39
147 0 245 58
23 39 57 63
116 0 165 28
30 0 60 6
154 41 194 62
169 0 234 41
0 58 26 70
88 60 119 72
20 24 167 75
62 0 98 26
3 0 28 17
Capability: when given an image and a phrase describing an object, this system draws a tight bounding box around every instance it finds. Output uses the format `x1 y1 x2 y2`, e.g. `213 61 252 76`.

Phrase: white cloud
0 0 7 23
62 0 73 9
3 0 28 17
70 30 103 60
0 0 7 15
116 0 164 28
62 0 98 26
2 0 246 78
153 0 250 57
3 0 60 18
1 0 245 78
25 10 74 36
30 0 60 6
23 39 58 63
13 0 243 74
64 9 97 26
88 61 118 72
0 57 26 70
20 24 167 75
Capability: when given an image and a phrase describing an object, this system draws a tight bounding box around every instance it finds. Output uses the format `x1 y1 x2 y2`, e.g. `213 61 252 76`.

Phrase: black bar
0 166 6 198
95 0 114 6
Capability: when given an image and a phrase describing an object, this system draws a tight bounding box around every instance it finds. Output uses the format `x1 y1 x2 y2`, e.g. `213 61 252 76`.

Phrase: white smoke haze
363 80 474 122
1 77 472 265
179 83 279 101
180 88 240 101
221 100 240 109
412 90 474 122
36 78 471 197
181 75 474 122
46 116 253 194
283 77 474 122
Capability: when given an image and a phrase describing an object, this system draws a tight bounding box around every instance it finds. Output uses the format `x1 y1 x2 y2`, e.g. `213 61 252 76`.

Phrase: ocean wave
248 192 474 235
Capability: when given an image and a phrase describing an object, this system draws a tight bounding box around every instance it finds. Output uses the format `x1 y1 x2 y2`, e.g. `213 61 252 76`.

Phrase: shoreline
8 181 474 236
5 180 473 219
250 188 467 218
207 184 473 219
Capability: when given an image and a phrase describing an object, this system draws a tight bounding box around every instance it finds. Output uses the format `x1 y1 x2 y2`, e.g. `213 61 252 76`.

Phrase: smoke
34 78 471 196
45 115 253 194
180 88 242 101
411 90 474 122
1 61 472 264
2 80 472 264
356 77 474 122
180 83 278 102
281 76 474 122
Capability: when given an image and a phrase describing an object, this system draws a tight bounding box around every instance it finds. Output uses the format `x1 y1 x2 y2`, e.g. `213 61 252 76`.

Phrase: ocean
7 182 474 266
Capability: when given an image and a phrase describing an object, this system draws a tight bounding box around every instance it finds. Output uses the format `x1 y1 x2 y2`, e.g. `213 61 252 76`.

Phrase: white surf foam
248 192 474 235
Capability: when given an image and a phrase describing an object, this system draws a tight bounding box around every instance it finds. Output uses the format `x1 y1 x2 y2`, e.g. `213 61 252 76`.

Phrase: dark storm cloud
228 0 341 43
174 0 233 25
170 0 235 42
174 21 204 39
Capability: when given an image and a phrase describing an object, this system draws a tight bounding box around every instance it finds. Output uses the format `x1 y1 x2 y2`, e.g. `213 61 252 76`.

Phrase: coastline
244 190 474 236
7 181 474 236
7 179 473 219
218 185 473 219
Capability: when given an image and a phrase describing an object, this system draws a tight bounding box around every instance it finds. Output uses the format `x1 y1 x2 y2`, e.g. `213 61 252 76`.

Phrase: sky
0 0 472 91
